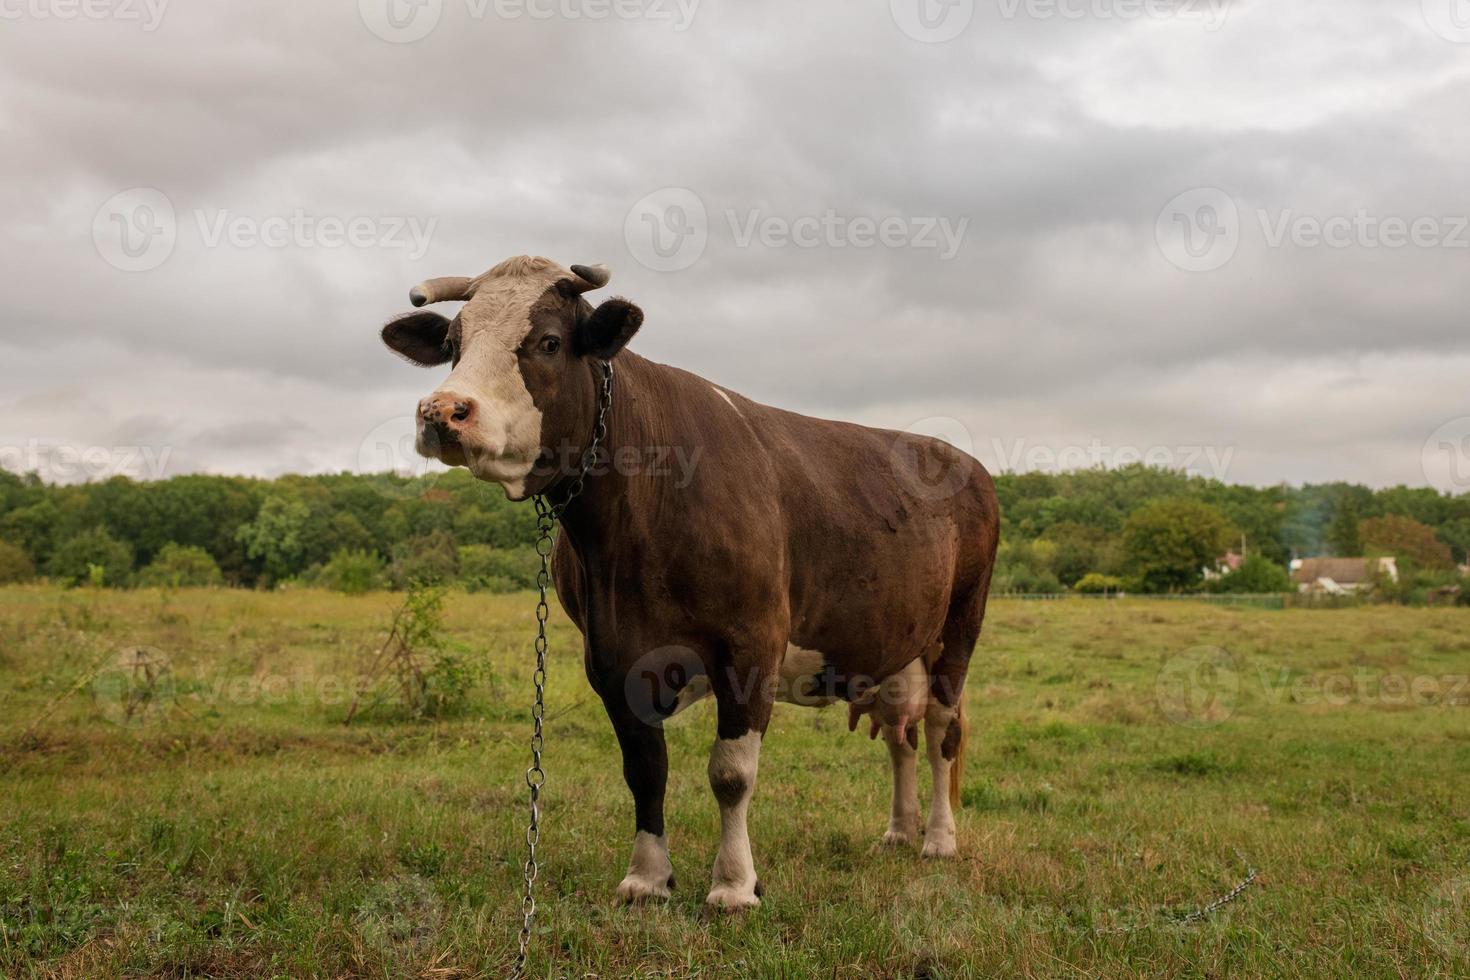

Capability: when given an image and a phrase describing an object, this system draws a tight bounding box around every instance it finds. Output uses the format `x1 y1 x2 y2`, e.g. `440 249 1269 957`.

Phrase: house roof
1292 557 1384 585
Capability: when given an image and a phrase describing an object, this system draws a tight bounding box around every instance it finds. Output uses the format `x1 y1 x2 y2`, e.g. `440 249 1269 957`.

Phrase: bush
0 540 36 584
47 528 134 587
459 545 540 593
319 549 387 595
137 543 224 588
1073 572 1125 594
389 531 459 589
1205 554 1293 594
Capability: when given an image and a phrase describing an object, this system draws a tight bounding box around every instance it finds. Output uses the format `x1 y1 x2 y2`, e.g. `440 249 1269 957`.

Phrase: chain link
510 359 613 980
1094 848 1258 935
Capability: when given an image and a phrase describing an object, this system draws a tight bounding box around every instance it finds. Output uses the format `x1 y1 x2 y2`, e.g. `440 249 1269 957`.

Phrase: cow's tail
949 699 967 812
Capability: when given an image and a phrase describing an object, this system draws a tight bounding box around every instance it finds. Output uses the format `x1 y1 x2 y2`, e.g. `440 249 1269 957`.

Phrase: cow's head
381 255 643 499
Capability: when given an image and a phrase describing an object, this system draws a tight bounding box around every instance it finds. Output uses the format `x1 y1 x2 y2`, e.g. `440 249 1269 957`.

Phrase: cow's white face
380 256 643 500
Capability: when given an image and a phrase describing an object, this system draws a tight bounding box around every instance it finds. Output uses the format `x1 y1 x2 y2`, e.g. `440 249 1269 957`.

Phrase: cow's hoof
704 883 761 912
617 874 672 904
921 834 957 860
881 830 916 847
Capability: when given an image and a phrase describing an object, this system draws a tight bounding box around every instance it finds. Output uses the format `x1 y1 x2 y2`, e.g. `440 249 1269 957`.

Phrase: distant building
1202 551 1246 581
1289 557 1398 595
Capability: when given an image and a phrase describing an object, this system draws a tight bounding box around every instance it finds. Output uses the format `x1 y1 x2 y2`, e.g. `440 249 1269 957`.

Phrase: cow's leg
705 653 775 911
921 587 985 859
921 698 961 858
881 722 921 845
606 704 674 903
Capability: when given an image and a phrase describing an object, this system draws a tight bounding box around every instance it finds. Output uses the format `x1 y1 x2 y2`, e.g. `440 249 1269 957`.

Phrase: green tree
236 493 311 583
0 539 36 584
1327 498 1362 556
459 544 540 593
137 543 224 588
47 527 134 587
1359 515 1454 571
1122 498 1233 593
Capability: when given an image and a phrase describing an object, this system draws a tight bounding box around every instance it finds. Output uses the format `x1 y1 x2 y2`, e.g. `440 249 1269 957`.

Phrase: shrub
137 543 224 588
389 531 459 589
47 528 134 587
1073 572 1125 594
459 545 540 593
1206 554 1293 594
320 549 387 595
0 540 36 584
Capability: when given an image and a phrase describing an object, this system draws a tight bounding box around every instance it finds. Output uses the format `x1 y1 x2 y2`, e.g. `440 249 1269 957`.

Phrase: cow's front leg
705 660 774 911
606 705 674 903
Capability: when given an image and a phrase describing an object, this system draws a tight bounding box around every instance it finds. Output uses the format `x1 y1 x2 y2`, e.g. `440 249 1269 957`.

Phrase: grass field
1 586 1467 978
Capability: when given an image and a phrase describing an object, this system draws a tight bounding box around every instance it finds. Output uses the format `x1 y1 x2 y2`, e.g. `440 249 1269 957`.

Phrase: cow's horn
409 276 476 307
567 264 611 292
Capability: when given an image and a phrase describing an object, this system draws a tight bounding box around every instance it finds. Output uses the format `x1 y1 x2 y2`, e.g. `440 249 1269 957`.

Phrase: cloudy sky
3 0 1469 491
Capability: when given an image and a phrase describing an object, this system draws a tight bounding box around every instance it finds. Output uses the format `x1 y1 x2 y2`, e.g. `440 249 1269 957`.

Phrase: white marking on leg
616 830 673 903
706 731 762 909
922 702 959 859
777 643 835 706
882 725 920 845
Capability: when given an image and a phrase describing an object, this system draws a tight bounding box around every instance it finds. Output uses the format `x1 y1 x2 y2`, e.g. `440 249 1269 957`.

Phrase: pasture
1 587 1467 978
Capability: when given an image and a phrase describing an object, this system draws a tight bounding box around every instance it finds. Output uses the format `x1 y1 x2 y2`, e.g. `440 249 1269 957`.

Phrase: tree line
0 463 1467 598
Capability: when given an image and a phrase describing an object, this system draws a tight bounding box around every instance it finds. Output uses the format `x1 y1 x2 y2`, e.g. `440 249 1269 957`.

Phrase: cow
380 255 999 910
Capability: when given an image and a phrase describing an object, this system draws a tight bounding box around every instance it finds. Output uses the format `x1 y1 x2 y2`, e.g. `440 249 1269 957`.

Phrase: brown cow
380 255 999 910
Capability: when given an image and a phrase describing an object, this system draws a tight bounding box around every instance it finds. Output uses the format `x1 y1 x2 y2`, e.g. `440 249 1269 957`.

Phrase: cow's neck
552 350 670 559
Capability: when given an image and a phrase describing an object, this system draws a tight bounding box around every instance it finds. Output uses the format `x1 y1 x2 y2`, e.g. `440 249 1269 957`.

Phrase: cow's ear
381 311 452 366
577 297 643 359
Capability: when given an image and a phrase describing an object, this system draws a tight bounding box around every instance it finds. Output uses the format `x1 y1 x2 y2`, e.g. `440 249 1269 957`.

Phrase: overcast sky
3 0 1469 492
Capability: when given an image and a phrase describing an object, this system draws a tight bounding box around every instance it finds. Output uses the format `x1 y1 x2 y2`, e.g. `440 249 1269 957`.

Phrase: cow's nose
418 392 476 433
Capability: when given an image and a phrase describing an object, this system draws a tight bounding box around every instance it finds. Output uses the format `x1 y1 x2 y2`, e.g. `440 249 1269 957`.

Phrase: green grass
1 585 1467 978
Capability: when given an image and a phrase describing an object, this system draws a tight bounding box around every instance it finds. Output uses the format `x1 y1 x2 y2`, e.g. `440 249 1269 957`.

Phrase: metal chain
510 359 613 980
1095 848 1258 935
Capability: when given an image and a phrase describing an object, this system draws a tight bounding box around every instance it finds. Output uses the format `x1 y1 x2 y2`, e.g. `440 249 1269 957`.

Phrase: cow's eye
538 335 562 355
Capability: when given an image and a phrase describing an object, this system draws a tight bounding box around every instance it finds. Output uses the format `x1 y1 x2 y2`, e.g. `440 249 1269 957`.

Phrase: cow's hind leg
882 723 921 845
922 588 985 859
